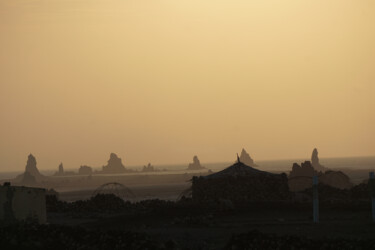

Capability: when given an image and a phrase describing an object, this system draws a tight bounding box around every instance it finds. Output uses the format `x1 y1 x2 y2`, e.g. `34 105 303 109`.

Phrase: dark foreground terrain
2 189 375 250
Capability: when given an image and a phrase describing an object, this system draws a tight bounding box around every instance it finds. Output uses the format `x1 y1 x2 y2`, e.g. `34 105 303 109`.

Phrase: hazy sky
1 0 374 171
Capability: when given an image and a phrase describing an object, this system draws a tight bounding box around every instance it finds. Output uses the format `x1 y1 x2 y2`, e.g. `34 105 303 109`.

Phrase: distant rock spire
58 162 64 175
311 148 328 172
239 148 257 167
102 153 127 173
187 155 205 170
25 154 41 177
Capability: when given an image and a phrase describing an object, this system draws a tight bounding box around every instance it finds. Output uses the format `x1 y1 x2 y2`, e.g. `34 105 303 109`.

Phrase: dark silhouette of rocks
289 161 318 179
25 154 42 179
320 170 352 189
311 148 328 172
54 163 65 176
239 148 258 167
102 153 129 174
15 154 44 183
54 162 76 176
192 158 289 203
288 160 352 191
142 163 155 172
187 156 205 170
78 165 93 175
21 171 37 186
58 163 64 175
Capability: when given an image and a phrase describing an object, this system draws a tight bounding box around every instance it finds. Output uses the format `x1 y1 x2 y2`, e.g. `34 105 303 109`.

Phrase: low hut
191 157 290 203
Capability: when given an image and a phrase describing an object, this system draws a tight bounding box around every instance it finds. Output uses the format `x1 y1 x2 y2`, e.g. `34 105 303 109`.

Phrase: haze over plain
0 0 374 171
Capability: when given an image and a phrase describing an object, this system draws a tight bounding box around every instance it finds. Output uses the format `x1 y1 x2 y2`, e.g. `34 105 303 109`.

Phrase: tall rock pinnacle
311 148 328 172
239 148 257 167
25 154 41 177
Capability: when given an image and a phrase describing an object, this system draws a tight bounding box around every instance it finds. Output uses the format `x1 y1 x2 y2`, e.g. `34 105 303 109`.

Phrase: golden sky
0 0 374 171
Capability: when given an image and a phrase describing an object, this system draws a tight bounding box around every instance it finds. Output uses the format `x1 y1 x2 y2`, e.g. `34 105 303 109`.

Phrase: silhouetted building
188 156 205 170
191 158 289 203
0 183 46 224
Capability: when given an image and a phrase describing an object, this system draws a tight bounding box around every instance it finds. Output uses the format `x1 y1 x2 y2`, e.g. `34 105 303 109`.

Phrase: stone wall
0 185 46 224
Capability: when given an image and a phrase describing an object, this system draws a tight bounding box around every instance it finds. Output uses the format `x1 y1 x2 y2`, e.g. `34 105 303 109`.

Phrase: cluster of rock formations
187 156 205 170
288 148 352 191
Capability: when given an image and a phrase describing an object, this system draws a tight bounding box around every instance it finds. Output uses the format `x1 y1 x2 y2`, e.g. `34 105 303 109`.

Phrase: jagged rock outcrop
16 154 44 183
289 161 318 179
78 165 93 175
58 163 64 175
311 148 328 172
102 153 127 174
239 148 258 167
320 171 352 190
21 171 37 186
187 156 205 170
142 163 155 172
288 160 352 191
25 154 42 178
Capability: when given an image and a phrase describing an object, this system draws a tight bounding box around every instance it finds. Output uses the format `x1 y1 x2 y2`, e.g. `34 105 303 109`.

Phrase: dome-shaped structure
92 182 136 200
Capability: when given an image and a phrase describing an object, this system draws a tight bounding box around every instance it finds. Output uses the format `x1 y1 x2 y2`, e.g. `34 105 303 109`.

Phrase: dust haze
1 1 375 249
1 0 374 171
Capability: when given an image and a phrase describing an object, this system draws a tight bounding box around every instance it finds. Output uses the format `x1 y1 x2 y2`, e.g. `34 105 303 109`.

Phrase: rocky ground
2 182 375 249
